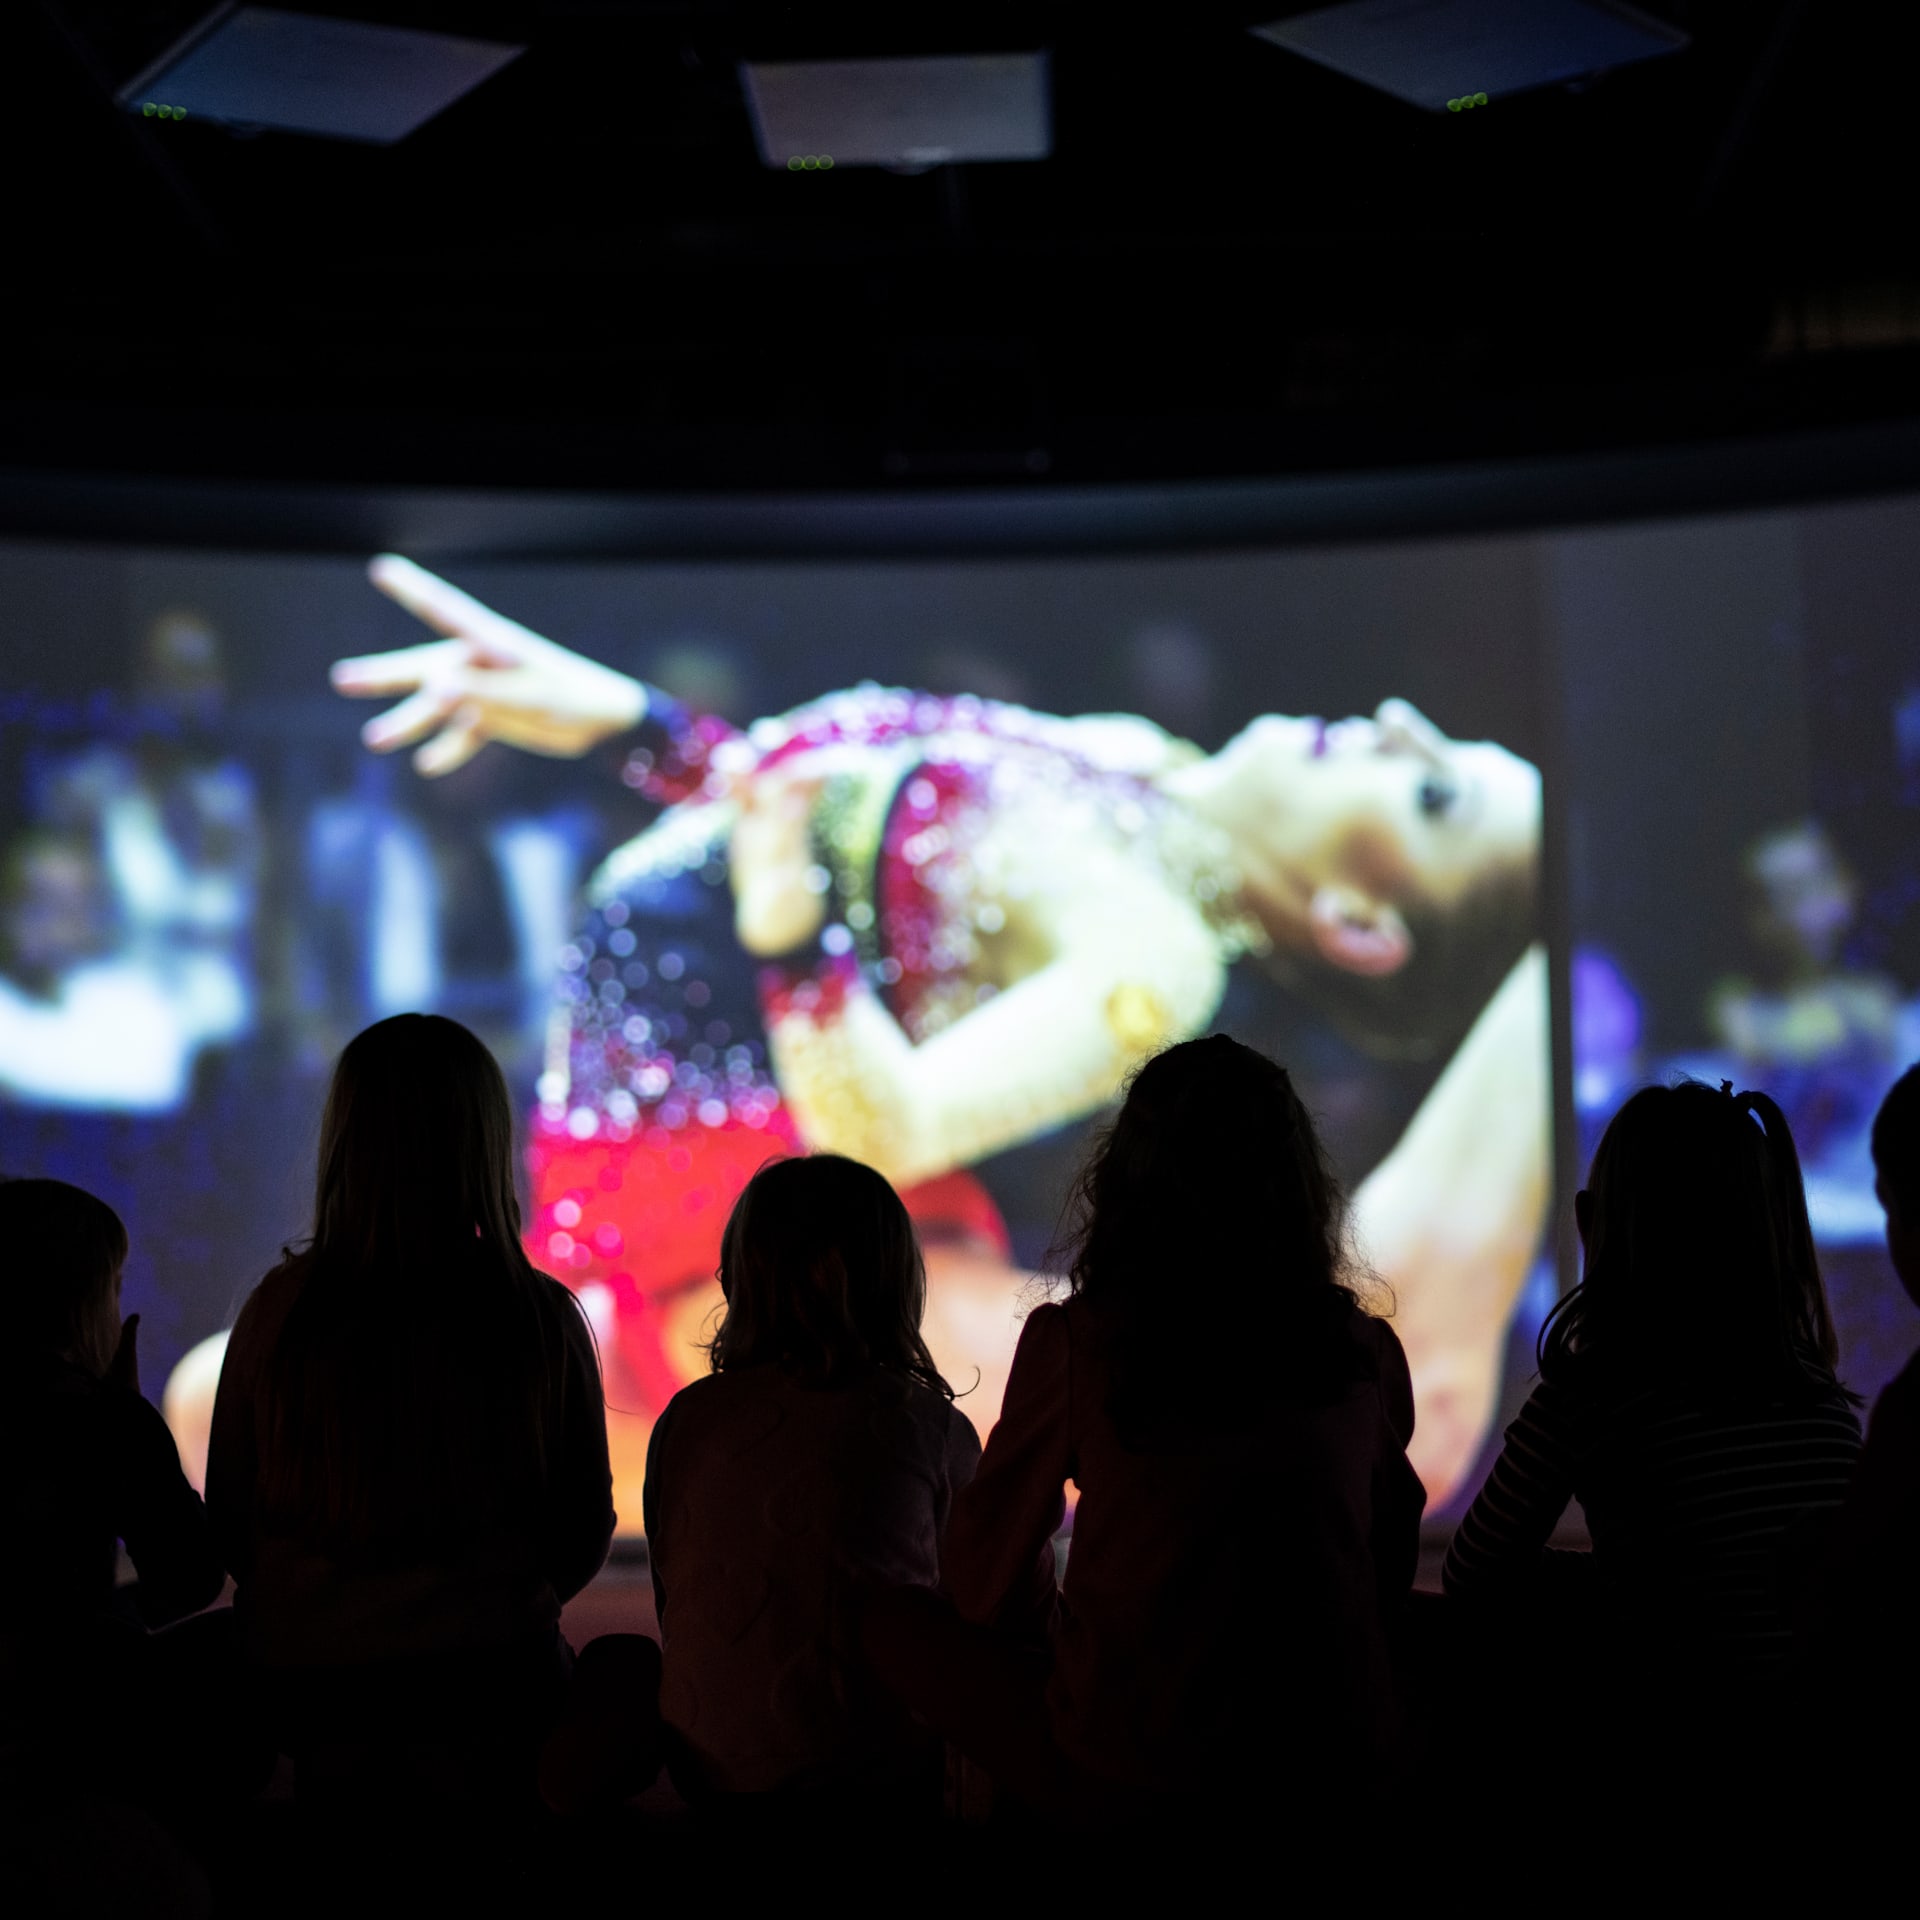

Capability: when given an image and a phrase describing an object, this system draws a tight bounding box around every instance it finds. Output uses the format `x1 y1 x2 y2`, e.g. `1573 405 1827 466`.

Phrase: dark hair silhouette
1540 1079 1843 1400
264 1014 585 1553
707 1154 952 1400
1053 1034 1370 1441
0 1177 127 1375
1871 1062 1920 1224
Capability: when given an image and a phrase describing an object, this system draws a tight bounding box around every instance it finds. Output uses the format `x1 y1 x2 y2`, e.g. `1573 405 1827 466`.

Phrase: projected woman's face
1214 699 1540 975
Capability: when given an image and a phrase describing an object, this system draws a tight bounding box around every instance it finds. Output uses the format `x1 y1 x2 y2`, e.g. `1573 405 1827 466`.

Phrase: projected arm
1350 945 1552 1506
332 557 646 776
764 850 1225 1189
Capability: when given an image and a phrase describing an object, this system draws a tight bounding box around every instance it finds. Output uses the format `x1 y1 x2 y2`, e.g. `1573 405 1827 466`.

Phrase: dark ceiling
6 1 1917 496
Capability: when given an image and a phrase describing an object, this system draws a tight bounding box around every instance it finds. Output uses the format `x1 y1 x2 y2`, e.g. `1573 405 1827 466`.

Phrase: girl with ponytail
1446 1079 1862 1679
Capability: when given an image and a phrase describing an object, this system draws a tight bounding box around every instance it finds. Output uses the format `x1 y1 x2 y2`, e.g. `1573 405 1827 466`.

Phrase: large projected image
0 538 1552 1523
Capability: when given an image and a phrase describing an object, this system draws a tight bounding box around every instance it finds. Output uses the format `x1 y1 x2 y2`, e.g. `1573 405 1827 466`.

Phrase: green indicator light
1473 92 1487 106
787 156 802 170
142 102 156 116
820 155 833 169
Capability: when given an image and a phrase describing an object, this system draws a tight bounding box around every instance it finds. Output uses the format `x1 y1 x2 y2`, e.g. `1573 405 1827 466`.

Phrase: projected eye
1417 773 1459 819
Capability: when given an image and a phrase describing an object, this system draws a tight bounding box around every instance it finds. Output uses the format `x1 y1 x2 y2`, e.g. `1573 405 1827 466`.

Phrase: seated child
865 1035 1426 1825
1803 1064 1920 1732
204 1014 614 1797
1446 1083 1861 1694
0 1177 224 1798
643 1154 980 1802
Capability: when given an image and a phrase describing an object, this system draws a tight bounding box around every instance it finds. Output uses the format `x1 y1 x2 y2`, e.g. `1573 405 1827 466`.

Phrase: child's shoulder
1021 1295 1076 1343
654 1367 778 1434
245 1251 308 1307
898 1372 969 1429
240 1252 311 1317
656 1370 734 1418
1869 1349 1920 1444
22 1354 104 1429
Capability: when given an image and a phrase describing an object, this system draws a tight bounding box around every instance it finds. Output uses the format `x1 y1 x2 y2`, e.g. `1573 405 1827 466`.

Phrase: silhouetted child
205 1015 614 1799
1801 1065 1920 1751
866 1035 1426 1827
1444 1080 1860 1795
642 1153 980 1806
0 1178 224 1806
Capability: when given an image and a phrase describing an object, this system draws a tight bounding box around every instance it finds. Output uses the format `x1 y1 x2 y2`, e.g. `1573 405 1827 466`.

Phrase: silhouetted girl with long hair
1 1178 225 1807
1445 1080 1861 1673
870 1034 1426 1818
204 1015 613 1771
1 1178 221 1650
642 1153 980 1801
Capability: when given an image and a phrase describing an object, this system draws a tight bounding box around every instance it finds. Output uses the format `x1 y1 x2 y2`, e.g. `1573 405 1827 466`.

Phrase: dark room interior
5 3 1918 1907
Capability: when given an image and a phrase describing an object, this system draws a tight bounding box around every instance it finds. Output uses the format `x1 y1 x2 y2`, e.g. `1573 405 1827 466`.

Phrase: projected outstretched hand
332 556 647 775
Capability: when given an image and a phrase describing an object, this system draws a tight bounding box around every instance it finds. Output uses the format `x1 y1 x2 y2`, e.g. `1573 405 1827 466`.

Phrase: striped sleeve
1443 1381 1584 1599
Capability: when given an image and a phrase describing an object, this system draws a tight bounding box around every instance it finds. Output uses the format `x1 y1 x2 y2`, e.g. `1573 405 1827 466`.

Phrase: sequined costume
527 686 1258 1419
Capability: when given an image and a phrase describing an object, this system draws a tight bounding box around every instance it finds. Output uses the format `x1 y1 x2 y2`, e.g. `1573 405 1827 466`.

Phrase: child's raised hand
107 1312 141 1398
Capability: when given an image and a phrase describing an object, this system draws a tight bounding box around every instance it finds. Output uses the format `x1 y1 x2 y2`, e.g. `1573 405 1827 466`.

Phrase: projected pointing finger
368 554 527 655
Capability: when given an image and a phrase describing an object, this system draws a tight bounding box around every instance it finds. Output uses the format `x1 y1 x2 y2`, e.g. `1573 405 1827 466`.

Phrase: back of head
1057 1034 1365 1442
1543 1079 1841 1401
1871 1062 1920 1230
710 1155 949 1399
267 1015 569 1554
312 1011 524 1272
0 1178 127 1377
